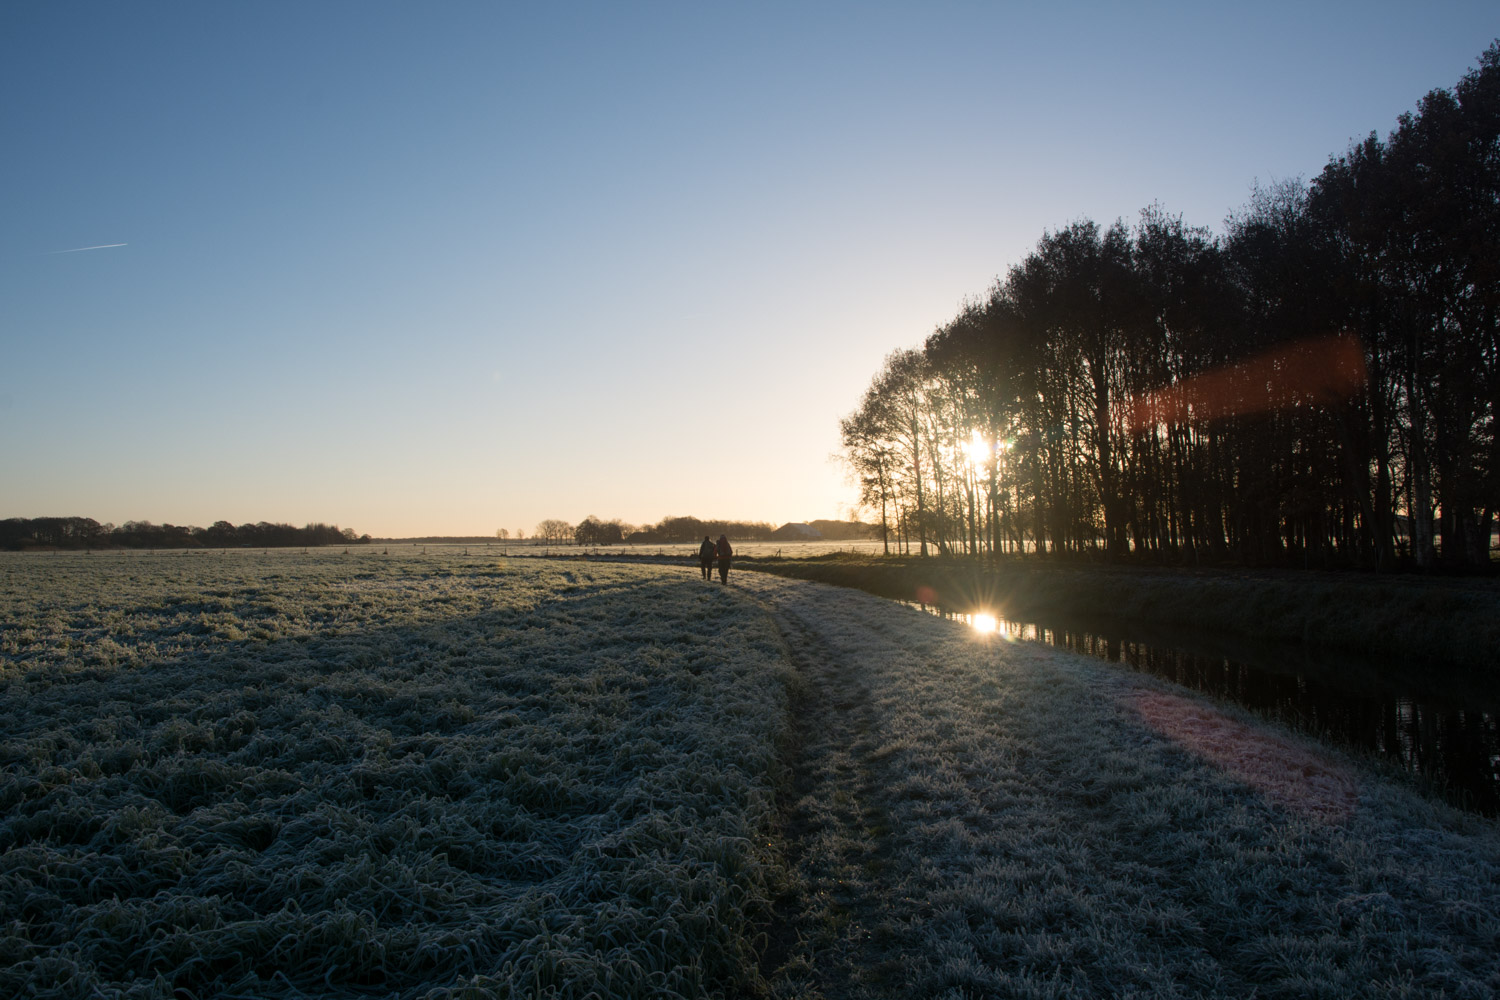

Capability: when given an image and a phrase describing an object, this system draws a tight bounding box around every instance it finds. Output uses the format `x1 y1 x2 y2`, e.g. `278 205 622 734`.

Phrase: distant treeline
526 516 880 546
629 517 882 544
372 536 499 545
842 43 1499 571
582 516 777 545
0 517 370 551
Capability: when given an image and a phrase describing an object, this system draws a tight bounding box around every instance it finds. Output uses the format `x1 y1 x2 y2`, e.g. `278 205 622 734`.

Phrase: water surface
903 601 1500 816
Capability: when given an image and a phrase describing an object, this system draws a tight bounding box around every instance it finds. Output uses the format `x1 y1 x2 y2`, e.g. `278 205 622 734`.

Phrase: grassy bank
738 571 1500 999
742 556 1500 675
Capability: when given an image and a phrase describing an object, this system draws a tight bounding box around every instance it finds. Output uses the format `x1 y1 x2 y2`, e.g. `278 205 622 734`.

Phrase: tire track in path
737 572 944 999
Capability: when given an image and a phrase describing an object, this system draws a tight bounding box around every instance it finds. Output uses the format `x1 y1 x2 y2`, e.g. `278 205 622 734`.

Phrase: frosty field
0 551 794 999
742 572 1500 998
3 549 1499 999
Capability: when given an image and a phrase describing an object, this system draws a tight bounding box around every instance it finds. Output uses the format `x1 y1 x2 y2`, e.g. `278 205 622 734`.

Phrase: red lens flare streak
1127 333 1367 431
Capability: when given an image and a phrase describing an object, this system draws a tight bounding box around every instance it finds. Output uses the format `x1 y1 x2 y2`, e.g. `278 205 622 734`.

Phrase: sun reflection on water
903 602 1010 636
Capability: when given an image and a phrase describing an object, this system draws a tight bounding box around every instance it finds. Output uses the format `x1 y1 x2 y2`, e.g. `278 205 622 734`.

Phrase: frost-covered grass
0 550 795 999
8 550 1498 999
737 572 1500 999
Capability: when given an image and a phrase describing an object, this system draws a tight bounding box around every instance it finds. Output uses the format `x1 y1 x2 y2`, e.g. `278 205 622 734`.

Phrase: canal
902 601 1500 816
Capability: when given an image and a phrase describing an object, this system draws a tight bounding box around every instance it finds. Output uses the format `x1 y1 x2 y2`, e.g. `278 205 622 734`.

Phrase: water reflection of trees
1067 627 1500 815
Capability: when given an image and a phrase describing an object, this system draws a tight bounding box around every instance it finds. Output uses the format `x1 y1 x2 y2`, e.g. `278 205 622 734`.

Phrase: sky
3 2 1496 538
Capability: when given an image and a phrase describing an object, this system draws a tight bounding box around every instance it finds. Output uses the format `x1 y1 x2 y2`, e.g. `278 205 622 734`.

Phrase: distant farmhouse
770 520 879 542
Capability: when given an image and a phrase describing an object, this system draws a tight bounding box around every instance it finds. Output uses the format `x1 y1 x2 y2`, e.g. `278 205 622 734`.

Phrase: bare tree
534 519 574 544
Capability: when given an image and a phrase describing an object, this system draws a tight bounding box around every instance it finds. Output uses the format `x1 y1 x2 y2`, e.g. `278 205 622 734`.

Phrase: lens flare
1127 332 1366 430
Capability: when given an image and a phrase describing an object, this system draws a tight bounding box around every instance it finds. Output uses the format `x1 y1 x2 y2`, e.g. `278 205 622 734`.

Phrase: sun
971 612 998 634
963 431 991 466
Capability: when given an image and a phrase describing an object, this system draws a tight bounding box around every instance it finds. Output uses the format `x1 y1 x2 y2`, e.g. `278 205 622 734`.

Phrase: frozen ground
733 570 1500 999
0 552 793 999
2 551 1497 998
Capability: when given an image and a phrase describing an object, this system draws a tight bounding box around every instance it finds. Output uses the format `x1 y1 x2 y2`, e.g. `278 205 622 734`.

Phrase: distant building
771 522 823 541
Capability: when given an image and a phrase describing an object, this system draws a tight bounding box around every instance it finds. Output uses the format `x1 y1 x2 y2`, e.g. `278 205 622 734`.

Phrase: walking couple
698 534 733 583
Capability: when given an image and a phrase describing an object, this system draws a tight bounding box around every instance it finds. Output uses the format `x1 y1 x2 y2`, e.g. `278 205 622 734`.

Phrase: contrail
45 243 128 254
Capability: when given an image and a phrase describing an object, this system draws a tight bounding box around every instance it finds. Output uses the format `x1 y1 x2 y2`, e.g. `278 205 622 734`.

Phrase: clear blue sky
3 2 1495 537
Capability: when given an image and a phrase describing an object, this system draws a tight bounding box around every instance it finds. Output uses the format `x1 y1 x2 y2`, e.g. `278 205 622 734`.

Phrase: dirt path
737 568 1090 997
732 570 1500 1000
739 572 916 998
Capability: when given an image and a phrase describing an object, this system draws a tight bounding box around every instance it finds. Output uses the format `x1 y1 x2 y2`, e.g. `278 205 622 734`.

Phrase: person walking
715 534 733 584
697 535 716 581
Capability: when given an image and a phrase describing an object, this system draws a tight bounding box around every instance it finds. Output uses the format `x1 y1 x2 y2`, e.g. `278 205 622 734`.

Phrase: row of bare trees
842 44 1498 570
526 515 784 546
